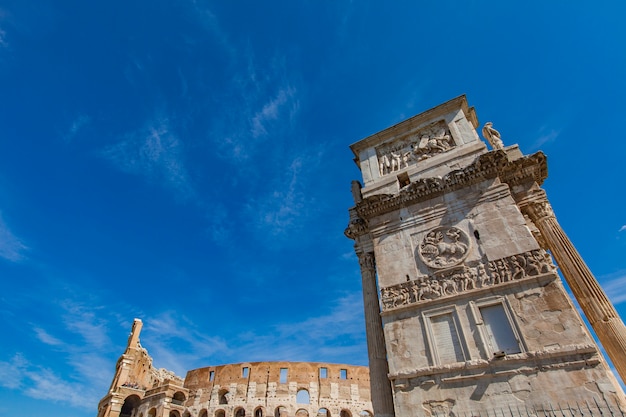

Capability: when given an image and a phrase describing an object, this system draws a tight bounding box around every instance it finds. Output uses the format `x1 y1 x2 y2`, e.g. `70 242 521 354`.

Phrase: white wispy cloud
101 118 195 199
0 212 27 262
0 354 98 410
531 127 560 150
250 86 297 138
231 292 367 364
33 327 63 346
601 271 626 305
63 114 90 142
619 225 626 232
143 311 229 376
249 149 323 239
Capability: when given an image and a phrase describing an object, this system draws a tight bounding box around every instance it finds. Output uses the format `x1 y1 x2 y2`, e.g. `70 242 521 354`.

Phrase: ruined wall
179 362 371 417
97 324 373 417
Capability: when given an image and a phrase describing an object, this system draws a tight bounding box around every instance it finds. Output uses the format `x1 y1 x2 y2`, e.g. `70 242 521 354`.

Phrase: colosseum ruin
97 319 373 417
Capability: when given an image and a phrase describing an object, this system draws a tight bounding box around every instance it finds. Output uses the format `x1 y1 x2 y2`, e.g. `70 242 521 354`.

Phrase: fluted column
357 252 395 417
520 190 626 383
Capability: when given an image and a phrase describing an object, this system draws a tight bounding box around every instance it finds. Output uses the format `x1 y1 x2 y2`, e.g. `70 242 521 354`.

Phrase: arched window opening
183 412 192 417
169 411 181 417
172 391 186 406
359 412 373 417
235 408 246 417
296 409 309 417
120 395 141 417
254 407 264 417
216 410 226 417
148 408 157 417
199 410 208 417
219 389 229 405
296 389 310 404
317 409 330 417
275 406 287 417
340 410 351 417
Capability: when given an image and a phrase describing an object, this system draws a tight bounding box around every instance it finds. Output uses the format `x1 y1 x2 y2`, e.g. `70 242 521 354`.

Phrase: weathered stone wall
180 362 371 417
97 322 373 417
346 95 626 416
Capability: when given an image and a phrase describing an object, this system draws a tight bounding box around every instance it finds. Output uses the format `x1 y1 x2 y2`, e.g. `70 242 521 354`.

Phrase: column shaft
525 198 626 383
358 252 395 417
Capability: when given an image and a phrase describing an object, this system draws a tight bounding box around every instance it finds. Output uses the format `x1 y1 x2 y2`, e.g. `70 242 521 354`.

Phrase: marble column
357 252 395 417
520 190 626 383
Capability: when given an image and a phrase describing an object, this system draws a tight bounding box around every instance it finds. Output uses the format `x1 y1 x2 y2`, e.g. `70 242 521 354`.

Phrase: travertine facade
97 320 373 417
345 95 626 415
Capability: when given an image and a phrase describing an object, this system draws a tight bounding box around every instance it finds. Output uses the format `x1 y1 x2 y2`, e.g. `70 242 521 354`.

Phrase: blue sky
0 1 625 416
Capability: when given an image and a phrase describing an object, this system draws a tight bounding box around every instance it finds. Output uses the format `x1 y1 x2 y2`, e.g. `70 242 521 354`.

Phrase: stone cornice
388 343 598 382
355 150 547 219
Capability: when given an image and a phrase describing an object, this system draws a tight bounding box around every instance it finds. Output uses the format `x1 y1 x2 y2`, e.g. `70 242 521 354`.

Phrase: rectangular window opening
242 367 249 378
479 304 522 356
279 368 288 383
209 370 215 382
339 369 347 380
429 312 465 365
319 367 327 379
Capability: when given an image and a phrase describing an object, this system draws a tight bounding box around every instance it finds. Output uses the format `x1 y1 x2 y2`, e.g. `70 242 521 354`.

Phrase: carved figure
524 253 540 276
482 122 504 150
476 264 490 287
497 259 511 282
419 227 470 268
511 255 526 280
488 261 501 284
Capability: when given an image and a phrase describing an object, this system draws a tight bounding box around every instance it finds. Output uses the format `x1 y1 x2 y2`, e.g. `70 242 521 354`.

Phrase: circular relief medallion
419 226 470 269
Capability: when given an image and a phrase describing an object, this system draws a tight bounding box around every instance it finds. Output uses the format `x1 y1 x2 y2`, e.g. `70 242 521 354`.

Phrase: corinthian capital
358 252 376 270
517 189 555 223
522 199 555 222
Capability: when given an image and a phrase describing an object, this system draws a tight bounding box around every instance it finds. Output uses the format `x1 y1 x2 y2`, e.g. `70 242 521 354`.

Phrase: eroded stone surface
97 322 372 417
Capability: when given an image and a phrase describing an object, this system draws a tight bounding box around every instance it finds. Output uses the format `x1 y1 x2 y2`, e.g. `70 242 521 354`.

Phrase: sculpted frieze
356 151 547 219
376 121 454 176
380 249 557 310
418 227 470 269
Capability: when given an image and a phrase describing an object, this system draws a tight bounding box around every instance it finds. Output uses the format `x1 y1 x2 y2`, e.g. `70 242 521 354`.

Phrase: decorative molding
355 151 547 219
388 343 598 382
380 249 557 311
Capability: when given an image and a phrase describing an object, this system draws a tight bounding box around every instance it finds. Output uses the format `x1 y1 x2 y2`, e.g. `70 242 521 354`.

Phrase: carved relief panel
375 121 455 176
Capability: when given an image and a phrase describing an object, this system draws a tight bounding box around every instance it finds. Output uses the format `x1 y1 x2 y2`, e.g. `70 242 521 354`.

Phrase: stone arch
199 410 208 417
169 411 181 417
148 408 157 417
340 410 351 417
215 410 226 417
296 388 310 404
317 408 330 417
296 409 309 417
182 412 191 417
219 389 229 405
359 411 373 417
254 407 264 417
235 407 246 417
120 394 141 417
275 406 287 417
173 391 186 405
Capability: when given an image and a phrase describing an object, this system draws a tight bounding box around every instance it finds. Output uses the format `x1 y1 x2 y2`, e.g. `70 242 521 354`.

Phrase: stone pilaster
357 252 395 417
519 190 626 383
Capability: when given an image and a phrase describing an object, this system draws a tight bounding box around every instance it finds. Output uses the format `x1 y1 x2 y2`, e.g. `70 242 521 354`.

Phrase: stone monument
345 95 626 416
